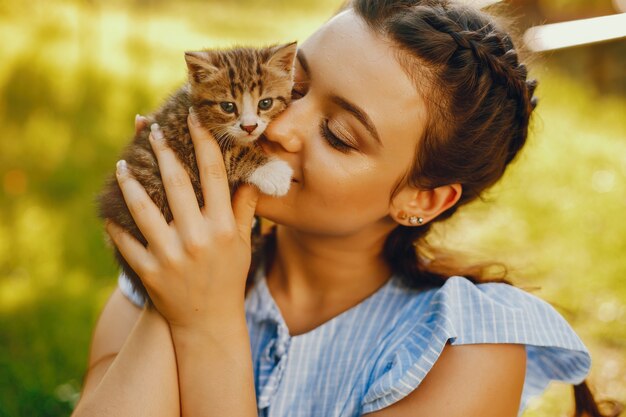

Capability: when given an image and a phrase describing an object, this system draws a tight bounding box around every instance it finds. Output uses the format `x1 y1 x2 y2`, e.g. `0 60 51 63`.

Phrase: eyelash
291 81 353 153
320 118 352 152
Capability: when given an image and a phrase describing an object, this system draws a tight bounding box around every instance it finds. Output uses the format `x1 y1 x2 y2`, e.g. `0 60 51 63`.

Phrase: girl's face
256 9 427 236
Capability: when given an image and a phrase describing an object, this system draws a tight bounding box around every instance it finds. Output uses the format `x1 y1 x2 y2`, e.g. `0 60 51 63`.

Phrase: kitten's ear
185 51 220 84
266 41 298 75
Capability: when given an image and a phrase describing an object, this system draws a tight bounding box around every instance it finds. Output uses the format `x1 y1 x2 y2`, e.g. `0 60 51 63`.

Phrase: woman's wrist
168 301 248 345
168 306 257 417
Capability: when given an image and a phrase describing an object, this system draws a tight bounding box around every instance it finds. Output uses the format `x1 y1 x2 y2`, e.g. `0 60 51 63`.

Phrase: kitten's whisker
215 129 235 150
215 131 230 148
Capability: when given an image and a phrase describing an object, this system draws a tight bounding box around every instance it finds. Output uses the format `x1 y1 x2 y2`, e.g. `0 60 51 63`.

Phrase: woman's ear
389 183 462 226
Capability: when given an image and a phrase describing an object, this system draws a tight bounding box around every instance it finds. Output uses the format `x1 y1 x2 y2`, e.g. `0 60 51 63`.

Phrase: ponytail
573 381 623 417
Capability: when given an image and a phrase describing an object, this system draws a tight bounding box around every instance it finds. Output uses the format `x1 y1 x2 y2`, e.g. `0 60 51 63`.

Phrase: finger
115 159 172 258
148 123 203 233
105 219 157 281
232 184 260 244
135 114 149 136
187 108 233 220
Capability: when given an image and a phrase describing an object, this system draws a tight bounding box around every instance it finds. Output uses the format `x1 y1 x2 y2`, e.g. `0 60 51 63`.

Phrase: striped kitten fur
96 42 297 306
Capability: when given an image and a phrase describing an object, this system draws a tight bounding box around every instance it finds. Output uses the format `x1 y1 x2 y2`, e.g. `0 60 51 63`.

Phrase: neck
266 223 395 308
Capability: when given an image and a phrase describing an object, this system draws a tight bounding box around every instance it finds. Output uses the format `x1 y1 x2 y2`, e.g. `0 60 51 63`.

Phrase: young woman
73 1 617 416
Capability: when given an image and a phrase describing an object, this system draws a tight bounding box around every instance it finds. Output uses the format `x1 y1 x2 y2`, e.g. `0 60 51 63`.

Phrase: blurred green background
0 0 624 416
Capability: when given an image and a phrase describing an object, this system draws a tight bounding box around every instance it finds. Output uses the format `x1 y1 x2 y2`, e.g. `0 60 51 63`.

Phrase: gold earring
397 211 408 220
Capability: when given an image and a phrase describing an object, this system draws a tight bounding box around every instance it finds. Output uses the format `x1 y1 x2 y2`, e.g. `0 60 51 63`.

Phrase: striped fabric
118 270 591 417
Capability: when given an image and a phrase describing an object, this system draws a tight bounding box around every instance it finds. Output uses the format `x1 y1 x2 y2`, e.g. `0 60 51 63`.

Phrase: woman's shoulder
361 275 592 416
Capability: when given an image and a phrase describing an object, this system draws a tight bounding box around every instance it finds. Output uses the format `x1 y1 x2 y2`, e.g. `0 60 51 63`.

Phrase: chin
255 194 298 225
256 193 287 216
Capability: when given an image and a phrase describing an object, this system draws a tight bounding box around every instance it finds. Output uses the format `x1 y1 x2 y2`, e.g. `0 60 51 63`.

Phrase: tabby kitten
96 42 297 306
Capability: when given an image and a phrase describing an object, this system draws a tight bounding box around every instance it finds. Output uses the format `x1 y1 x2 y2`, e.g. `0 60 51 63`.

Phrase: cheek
301 157 396 219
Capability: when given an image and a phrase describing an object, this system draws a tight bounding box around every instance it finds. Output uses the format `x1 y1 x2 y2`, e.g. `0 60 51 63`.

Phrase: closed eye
320 118 354 153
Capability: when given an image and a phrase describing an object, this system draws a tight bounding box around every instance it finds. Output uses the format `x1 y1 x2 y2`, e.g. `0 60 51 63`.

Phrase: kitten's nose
240 124 258 134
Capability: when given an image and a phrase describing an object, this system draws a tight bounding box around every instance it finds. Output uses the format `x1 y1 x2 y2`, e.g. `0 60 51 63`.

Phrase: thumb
233 184 260 243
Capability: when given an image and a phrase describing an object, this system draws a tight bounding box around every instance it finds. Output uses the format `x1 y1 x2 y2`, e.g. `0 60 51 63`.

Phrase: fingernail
150 123 163 141
116 160 128 175
189 107 199 126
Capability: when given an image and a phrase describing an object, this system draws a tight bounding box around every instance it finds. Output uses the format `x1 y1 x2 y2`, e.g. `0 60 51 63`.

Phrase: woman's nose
263 103 306 153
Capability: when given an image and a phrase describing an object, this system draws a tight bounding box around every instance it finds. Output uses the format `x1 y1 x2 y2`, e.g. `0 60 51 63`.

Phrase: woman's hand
105 109 260 333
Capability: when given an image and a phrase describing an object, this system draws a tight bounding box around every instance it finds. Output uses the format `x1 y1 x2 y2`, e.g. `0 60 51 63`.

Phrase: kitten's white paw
248 159 293 196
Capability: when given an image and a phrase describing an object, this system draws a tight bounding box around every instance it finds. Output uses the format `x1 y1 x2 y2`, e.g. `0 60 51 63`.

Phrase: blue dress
118 270 591 417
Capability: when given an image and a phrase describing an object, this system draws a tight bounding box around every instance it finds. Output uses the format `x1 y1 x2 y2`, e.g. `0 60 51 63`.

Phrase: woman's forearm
73 307 180 417
170 307 258 417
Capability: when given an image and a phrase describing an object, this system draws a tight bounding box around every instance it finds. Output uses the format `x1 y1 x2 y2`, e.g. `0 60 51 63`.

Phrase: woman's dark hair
351 0 537 289
248 0 622 415
345 2 622 416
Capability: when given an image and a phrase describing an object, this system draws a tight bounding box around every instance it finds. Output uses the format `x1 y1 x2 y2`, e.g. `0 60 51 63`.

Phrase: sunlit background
0 0 624 416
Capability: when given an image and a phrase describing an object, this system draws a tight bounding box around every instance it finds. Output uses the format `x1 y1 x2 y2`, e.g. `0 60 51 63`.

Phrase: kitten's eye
220 102 236 113
258 98 273 110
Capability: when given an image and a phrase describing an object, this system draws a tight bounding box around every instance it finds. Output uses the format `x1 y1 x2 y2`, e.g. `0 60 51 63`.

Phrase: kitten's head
184 42 297 146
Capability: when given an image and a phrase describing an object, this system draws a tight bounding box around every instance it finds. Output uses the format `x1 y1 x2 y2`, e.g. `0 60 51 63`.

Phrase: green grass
0 1 624 415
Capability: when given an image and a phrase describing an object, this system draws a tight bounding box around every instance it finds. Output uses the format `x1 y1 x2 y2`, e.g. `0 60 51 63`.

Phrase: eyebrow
330 95 382 147
296 49 382 147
